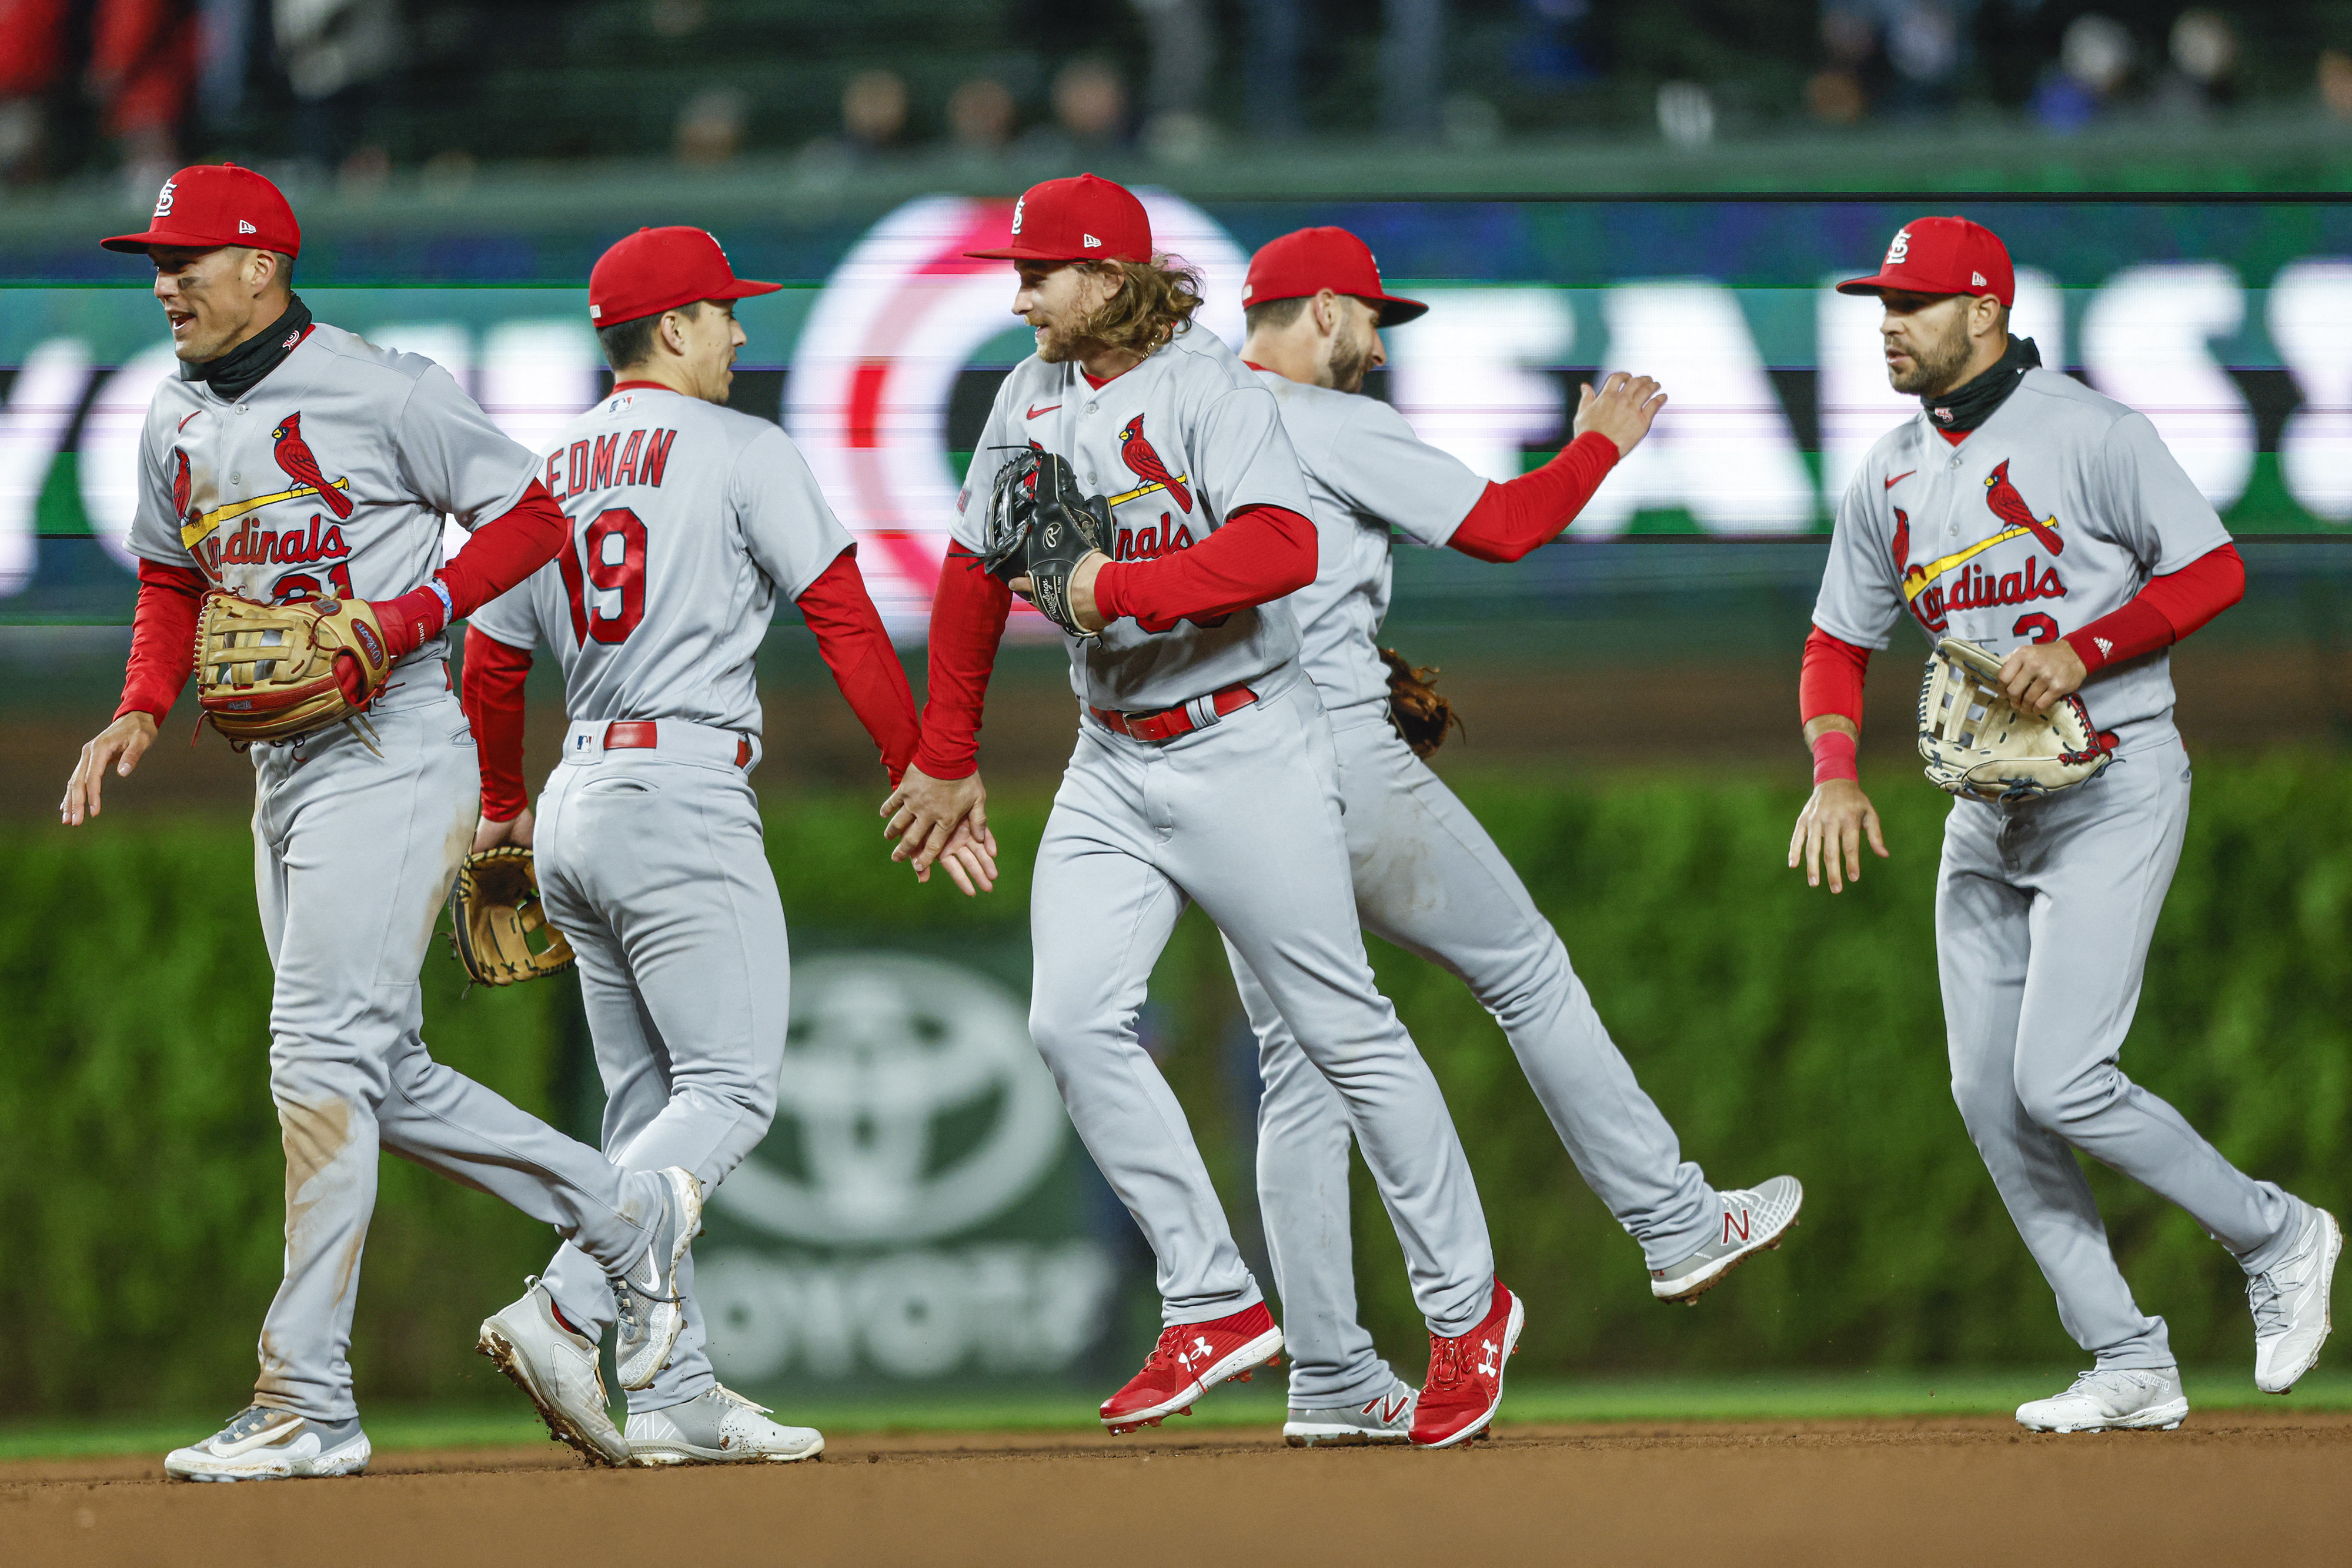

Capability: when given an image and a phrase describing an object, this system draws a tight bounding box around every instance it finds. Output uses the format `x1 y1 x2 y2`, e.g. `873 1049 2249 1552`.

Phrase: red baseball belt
602 720 753 768
1089 683 1258 744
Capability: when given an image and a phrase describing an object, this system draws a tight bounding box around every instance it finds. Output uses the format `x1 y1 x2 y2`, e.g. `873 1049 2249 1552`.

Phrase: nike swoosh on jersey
1026 404 1061 420
178 410 204 433
1885 470 1916 489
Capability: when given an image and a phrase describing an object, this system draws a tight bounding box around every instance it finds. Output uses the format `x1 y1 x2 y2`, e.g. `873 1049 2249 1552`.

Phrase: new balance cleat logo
1723 1209 1750 1245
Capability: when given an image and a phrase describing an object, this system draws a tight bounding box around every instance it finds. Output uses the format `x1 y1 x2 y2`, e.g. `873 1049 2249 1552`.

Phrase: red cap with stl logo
588 226 781 327
1837 216 2014 306
966 173 1154 265
1244 227 1426 326
102 163 302 257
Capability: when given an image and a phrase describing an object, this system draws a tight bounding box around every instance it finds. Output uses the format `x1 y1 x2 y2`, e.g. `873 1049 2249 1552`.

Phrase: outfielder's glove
979 447 1114 638
449 846 576 987
196 591 396 749
1917 636 2113 803
1380 648 1462 758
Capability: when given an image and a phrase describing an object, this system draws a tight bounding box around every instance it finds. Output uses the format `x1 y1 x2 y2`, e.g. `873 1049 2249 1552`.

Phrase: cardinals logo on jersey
1110 414 1193 514
270 413 354 519
171 448 193 526
1895 460 2068 634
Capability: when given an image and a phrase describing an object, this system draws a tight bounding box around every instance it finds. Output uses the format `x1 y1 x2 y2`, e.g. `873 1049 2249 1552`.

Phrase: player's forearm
2062 542 2244 674
797 550 920 784
1445 432 1620 564
113 559 206 723
460 626 533 821
1090 503 1315 631
1799 626 1872 784
913 545 1011 781
376 479 570 660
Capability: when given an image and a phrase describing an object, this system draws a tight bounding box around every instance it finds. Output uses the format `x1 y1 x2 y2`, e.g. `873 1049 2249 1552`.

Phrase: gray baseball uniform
956 326 1495 1336
126 322 676 1424
1238 374 1718 1408
467 383 856 1413
1813 365 2297 1369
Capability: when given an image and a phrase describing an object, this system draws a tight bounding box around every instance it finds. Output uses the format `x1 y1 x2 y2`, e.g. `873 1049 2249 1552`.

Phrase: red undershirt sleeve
913 544 1012 781
1446 432 1620 563
460 626 533 822
795 549 920 784
1799 625 1872 728
114 559 206 724
2062 542 2244 674
377 479 571 659
1089 503 1316 633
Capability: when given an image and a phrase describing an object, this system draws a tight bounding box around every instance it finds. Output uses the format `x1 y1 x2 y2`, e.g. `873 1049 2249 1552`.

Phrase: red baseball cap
102 163 300 257
1837 216 2014 306
1244 227 1426 326
588 226 781 327
966 174 1153 265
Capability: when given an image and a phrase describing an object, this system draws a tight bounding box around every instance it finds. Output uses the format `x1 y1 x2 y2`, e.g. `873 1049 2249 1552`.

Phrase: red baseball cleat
1100 1301 1284 1434
1411 1279 1523 1448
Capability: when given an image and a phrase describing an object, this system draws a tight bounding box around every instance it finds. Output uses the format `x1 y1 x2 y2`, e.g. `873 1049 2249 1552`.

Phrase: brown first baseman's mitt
978 447 1115 638
1380 648 1463 758
195 591 395 748
450 847 576 987
1917 636 2113 803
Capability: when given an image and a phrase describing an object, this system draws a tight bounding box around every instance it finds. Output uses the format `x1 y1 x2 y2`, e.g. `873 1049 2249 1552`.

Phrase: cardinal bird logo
1982 459 2063 556
171 448 193 524
270 413 353 519
1114 414 1192 514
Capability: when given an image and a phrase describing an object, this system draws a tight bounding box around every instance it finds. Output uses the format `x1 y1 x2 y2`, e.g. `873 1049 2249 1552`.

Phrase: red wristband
1811 729 1859 785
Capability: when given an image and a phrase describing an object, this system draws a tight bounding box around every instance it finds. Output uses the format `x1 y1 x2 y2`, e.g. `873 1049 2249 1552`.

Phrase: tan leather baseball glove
195 592 396 748
450 847 576 987
1917 636 2113 803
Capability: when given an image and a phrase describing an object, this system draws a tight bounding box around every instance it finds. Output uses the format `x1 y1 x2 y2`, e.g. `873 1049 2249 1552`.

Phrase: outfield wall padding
2 754 2343 1413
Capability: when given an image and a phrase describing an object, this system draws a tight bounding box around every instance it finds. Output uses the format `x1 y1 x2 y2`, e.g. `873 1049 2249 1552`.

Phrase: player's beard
1889 313 1973 396
1327 324 1377 394
1031 309 1099 366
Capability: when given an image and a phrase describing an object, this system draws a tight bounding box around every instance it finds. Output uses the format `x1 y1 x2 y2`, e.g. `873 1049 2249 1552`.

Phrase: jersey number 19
556 507 646 645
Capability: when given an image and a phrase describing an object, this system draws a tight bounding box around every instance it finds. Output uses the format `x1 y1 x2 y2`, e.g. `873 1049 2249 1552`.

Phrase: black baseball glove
979 447 1115 638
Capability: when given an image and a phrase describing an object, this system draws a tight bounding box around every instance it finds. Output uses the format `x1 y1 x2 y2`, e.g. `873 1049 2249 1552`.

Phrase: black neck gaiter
1922 334 2040 434
185 295 314 402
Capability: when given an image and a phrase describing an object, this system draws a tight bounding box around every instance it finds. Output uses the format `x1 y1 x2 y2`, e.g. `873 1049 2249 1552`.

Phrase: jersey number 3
557 507 646 645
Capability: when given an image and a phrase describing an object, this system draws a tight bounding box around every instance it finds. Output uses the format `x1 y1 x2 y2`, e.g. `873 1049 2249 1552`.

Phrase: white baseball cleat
2249 1200 2343 1394
1284 1378 1418 1447
1651 1176 1804 1303
625 1385 824 1466
477 1276 629 1466
2016 1368 2189 1433
164 1404 371 1482
613 1165 704 1391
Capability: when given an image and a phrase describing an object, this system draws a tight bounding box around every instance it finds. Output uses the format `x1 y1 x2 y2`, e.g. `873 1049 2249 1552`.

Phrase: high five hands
881 765 1001 896
1573 372 1669 458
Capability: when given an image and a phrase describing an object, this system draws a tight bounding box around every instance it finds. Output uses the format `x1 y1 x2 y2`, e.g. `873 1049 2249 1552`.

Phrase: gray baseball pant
1939 732 2296 1370
250 678 667 1424
1234 704 1715 1407
1028 674 1494 1337
532 721 787 1413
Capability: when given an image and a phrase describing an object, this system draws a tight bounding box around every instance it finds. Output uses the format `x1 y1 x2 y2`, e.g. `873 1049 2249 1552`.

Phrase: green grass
8 1370 2346 1460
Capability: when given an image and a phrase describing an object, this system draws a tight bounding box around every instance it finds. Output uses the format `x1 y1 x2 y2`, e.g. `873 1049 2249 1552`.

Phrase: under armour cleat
1412 1279 1522 1448
1100 1301 1284 1434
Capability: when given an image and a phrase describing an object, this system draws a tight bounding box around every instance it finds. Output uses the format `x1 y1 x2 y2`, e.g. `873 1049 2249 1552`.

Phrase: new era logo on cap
239 220 256 234
1972 270 1986 287
1083 233 1101 248
102 162 302 258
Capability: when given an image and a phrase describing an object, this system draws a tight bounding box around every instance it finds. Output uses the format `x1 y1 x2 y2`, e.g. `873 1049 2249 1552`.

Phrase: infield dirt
6 1410 2347 1566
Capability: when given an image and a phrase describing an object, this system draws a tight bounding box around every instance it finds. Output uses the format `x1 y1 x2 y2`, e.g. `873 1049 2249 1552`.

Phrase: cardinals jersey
953 325 1314 713
1254 372 1490 716
1811 366 2231 754
126 320 539 663
466 384 853 736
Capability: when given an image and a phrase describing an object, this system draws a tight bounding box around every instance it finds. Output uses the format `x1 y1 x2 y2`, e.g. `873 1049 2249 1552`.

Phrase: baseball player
1795 216 2340 1432
57 165 703 1482
460 226 950 1466
883 174 1519 1448
1232 226 1804 1445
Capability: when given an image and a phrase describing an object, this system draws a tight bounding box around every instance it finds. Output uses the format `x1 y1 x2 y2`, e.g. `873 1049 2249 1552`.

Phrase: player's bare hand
472 804 535 853
923 817 1001 897
59 711 158 826
1997 640 2086 716
1573 372 1669 459
1788 778 1888 894
884 765 989 876
1009 551 1110 634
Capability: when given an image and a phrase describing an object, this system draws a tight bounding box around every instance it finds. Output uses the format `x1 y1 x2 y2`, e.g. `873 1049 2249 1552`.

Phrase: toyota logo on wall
785 192 1248 638
713 952 1071 1246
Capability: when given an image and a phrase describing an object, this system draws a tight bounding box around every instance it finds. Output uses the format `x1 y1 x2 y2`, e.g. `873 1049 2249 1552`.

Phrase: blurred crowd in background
4 0 2352 190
